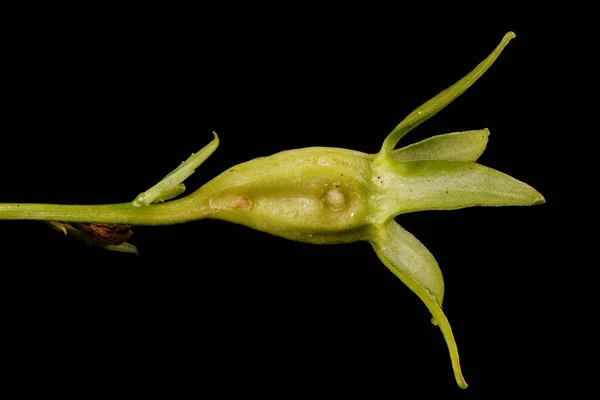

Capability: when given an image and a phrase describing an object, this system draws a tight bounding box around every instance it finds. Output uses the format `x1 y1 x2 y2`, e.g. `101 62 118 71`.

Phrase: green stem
0 195 210 226
1 135 221 226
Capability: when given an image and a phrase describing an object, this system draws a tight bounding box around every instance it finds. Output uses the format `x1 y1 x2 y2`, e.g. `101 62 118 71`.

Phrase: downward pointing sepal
370 219 467 389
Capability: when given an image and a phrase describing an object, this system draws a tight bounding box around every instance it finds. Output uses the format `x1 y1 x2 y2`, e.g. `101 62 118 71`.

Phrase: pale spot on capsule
324 188 345 211
317 156 332 166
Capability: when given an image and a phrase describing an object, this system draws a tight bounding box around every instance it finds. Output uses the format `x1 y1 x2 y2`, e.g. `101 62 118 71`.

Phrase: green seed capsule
194 147 374 244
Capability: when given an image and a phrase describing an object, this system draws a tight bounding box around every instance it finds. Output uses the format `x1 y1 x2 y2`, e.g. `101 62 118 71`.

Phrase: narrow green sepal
376 158 545 217
380 32 516 154
371 219 444 305
392 129 489 162
370 219 467 389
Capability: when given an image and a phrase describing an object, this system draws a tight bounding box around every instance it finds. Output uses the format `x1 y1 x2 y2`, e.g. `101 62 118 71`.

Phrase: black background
1 6 570 399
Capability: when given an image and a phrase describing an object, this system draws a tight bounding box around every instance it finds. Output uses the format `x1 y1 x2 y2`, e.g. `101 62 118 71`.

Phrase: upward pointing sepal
392 129 489 162
380 32 516 155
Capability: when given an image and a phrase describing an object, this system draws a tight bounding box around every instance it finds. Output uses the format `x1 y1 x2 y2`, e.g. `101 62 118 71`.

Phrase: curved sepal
392 129 489 162
380 32 515 154
370 219 467 389
372 219 445 305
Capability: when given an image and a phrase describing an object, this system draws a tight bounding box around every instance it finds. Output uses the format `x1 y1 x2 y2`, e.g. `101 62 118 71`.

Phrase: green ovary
197 148 373 243
206 178 369 243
